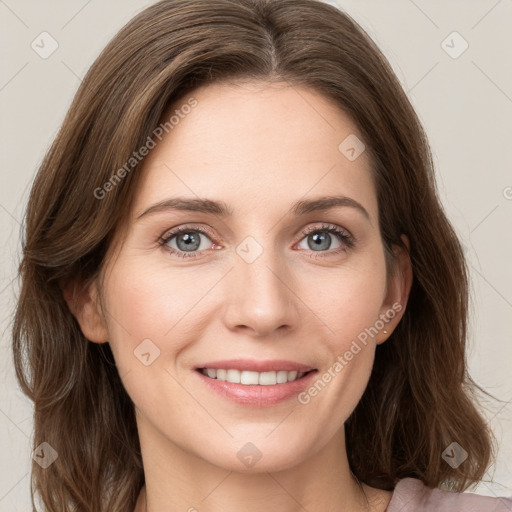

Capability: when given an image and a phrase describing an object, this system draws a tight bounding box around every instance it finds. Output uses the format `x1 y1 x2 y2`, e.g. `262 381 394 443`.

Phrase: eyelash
158 223 355 259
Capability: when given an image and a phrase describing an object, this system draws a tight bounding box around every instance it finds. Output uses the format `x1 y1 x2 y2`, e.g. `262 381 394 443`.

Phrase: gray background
1 0 511 509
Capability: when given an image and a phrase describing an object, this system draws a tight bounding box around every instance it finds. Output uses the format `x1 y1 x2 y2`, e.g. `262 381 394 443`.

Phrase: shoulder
386 477 512 512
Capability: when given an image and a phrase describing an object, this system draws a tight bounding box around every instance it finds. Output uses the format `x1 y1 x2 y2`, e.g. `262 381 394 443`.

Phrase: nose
222 244 301 338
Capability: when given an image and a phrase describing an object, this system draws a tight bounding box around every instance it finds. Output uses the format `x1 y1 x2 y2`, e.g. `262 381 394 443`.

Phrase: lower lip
195 369 318 407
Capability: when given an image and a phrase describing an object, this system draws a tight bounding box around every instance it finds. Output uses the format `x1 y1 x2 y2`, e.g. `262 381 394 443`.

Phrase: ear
61 277 109 344
376 234 413 344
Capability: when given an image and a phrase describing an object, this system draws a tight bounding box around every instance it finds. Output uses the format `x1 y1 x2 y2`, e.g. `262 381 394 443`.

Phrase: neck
133 418 382 512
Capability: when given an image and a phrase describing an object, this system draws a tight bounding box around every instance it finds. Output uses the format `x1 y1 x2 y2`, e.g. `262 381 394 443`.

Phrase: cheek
101 264 202 370
100 266 205 422
294 253 387 413
295 271 385 435
307 259 388 346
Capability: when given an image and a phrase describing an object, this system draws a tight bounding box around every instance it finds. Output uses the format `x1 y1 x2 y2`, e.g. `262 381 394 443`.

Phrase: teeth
201 368 306 385
276 370 288 384
240 371 259 385
288 371 298 382
259 371 277 385
226 369 240 384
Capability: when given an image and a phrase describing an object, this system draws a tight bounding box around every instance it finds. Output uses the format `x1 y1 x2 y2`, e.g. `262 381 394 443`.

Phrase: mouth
194 361 318 407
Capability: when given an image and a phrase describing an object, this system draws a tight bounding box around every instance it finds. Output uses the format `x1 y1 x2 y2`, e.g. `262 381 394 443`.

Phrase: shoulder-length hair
12 0 495 510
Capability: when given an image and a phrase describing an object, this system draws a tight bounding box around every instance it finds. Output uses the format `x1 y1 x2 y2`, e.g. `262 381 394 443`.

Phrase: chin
199 437 313 474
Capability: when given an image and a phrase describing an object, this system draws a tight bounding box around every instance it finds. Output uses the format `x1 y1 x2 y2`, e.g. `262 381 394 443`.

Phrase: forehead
132 80 377 222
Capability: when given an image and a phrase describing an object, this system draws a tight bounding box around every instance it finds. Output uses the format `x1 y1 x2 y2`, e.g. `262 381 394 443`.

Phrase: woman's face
84 80 410 473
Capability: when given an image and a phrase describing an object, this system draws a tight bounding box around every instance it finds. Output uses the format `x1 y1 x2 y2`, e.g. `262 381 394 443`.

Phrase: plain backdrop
0 0 511 509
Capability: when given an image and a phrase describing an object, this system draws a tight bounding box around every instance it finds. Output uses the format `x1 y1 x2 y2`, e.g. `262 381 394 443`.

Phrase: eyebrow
136 195 371 222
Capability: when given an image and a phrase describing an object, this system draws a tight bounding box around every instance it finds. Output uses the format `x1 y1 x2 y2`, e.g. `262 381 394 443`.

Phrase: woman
12 0 512 511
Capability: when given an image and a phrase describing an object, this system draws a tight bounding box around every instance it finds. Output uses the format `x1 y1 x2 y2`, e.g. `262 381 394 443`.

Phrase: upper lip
195 359 315 373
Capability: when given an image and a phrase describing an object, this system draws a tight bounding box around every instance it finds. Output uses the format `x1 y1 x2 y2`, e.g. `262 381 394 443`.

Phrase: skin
65 80 412 512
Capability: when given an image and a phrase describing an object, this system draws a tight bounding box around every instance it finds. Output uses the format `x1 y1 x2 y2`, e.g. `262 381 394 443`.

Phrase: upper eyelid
301 223 351 236
161 223 215 242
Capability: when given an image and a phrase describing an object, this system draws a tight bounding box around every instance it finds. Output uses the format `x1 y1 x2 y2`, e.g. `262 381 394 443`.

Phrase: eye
159 225 215 259
296 223 354 256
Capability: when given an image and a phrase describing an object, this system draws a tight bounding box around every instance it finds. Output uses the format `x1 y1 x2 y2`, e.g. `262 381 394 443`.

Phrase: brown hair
12 0 497 510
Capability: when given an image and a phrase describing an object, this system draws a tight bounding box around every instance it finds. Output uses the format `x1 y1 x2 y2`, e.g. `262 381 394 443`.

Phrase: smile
195 367 318 407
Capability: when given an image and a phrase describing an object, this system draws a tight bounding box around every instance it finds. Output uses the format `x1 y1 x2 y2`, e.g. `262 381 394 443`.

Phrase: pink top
385 478 512 511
